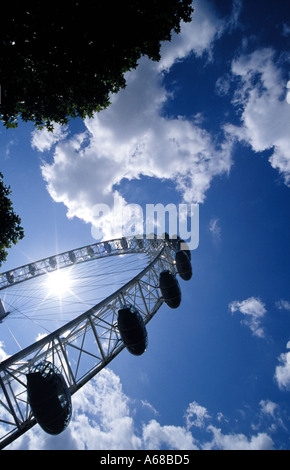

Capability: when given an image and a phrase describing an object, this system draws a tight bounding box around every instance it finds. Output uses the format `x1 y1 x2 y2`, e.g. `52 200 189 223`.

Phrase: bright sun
45 269 73 297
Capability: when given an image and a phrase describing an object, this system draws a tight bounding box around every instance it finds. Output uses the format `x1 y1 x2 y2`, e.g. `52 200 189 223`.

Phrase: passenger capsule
159 270 181 309
103 241 111 254
135 237 144 249
68 251 76 263
87 246 94 257
121 237 128 250
168 235 191 259
117 305 148 356
6 272 14 284
29 264 36 276
49 257 56 269
177 239 191 260
26 361 72 435
175 250 192 281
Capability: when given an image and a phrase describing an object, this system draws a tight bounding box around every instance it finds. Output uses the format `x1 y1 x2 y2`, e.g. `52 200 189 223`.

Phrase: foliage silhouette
0 1 193 130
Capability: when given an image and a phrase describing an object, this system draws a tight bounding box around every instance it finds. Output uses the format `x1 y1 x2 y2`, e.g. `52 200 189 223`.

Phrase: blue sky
1 0 290 450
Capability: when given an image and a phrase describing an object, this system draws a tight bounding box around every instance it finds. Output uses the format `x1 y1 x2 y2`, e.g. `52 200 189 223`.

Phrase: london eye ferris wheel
0 234 192 449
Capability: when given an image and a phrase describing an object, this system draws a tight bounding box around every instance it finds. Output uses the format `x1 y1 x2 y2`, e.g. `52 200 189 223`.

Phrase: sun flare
45 269 73 298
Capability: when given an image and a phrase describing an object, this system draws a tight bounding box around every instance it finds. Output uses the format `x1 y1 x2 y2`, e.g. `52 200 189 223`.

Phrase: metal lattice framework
0 235 179 449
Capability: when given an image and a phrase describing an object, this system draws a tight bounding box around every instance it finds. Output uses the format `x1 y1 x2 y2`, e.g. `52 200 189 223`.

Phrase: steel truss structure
0 236 178 449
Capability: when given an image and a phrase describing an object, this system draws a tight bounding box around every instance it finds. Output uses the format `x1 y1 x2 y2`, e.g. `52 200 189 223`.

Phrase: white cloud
203 426 274 450
225 47 290 186
282 23 290 37
31 122 68 152
141 400 159 416
228 0 243 32
185 401 211 429
209 217 221 239
4 139 16 159
0 340 8 362
275 299 290 311
158 0 228 70
71 368 142 450
142 419 198 450
259 399 278 419
275 349 290 391
34 0 236 239
229 297 267 337
40 56 233 231
215 74 232 97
